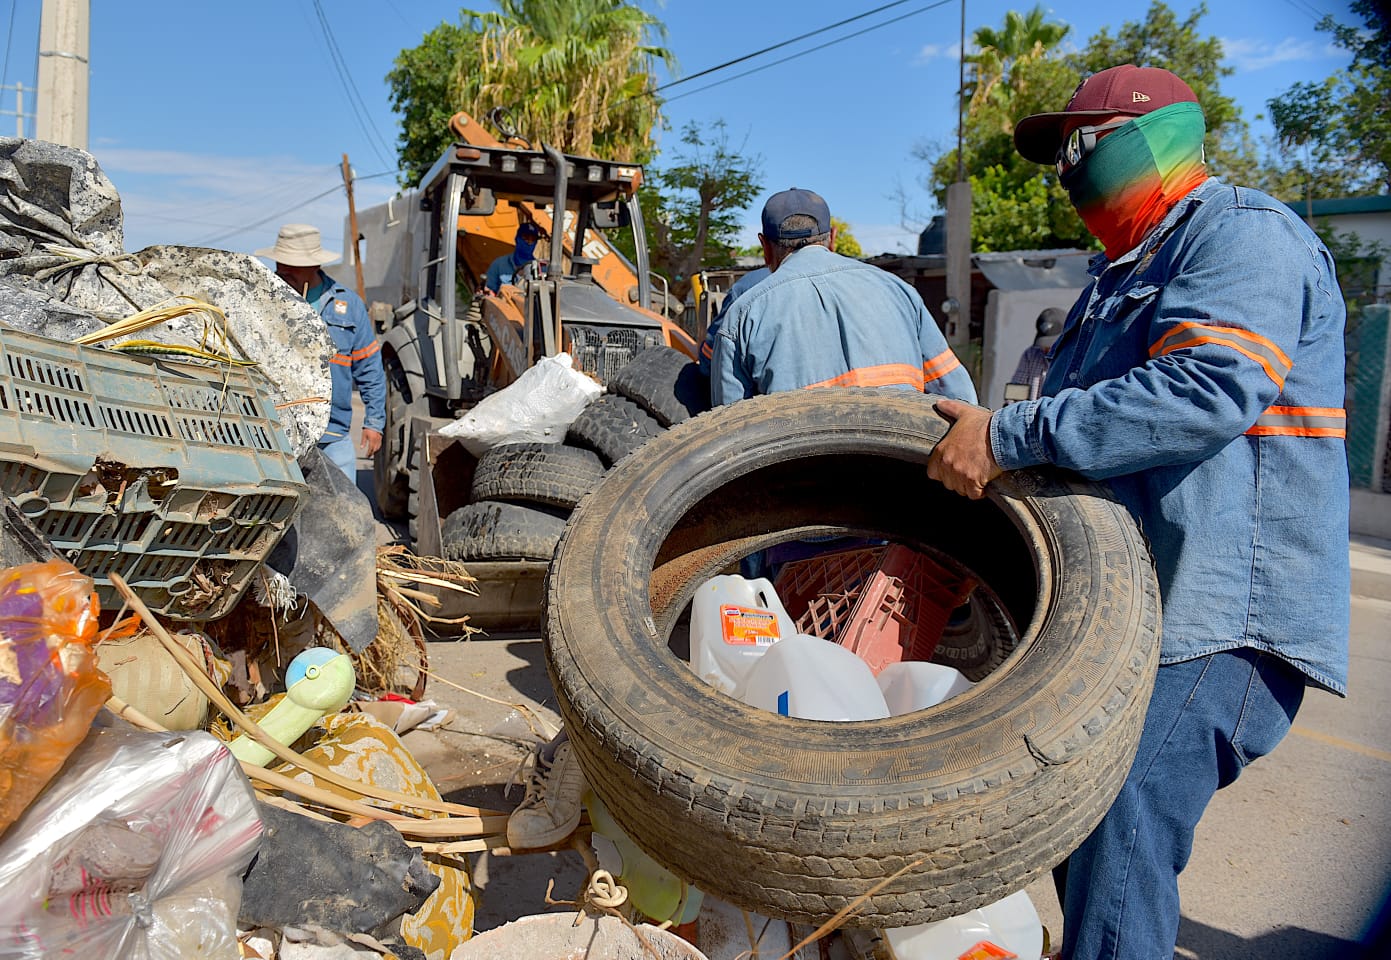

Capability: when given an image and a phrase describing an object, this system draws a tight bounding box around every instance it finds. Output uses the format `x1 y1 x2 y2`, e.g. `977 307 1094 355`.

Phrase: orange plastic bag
0 560 110 835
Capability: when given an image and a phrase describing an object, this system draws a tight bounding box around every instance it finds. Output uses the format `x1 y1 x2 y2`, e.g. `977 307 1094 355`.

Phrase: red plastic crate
774 544 977 674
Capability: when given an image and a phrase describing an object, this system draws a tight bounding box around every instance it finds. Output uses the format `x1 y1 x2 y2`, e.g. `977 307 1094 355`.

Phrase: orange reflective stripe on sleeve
701 341 713 359
922 348 962 384
350 341 381 361
1149 322 1293 390
1245 405 1345 438
804 363 926 390
330 354 351 366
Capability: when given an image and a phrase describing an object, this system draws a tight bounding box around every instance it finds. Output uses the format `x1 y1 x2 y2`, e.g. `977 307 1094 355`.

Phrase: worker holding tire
927 64 1350 960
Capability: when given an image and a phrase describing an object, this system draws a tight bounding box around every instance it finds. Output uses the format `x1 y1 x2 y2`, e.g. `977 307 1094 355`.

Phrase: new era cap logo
1132 91 1151 102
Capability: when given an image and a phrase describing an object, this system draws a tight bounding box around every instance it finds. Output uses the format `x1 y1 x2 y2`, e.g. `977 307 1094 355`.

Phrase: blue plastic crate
0 324 309 620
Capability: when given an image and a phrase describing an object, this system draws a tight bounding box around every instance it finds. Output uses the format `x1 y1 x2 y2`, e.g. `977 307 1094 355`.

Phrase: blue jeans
318 435 357 480
1062 648 1306 960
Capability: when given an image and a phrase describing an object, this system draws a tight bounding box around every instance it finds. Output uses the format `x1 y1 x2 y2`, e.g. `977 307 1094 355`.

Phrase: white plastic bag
439 353 601 457
0 721 263 960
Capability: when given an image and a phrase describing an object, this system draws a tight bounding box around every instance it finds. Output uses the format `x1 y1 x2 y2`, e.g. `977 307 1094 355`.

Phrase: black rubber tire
606 345 710 427
374 352 425 520
565 394 664 467
470 442 605 510
440 500 567 562
545 388 1160 928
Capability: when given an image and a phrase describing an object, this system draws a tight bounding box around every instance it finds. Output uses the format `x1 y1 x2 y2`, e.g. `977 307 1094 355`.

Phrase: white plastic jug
689 575 797 694
884 889 1043 960
735 634 890 721
877 661 975 716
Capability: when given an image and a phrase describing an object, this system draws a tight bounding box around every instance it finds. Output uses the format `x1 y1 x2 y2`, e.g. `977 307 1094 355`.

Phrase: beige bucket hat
255 223 340 266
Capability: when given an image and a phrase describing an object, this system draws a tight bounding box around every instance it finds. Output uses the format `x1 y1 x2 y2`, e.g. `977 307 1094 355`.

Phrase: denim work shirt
710 245 977 405
699 266 770 376
313 272 386 440
991 179 1350 695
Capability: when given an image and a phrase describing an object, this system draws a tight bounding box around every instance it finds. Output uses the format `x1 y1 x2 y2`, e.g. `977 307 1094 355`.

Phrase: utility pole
341 153 366 300
943 0 972 349
36 0 89 149
0 83 34 137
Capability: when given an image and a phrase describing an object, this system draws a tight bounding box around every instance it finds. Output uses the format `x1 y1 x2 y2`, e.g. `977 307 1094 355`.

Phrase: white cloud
86 146 398 254
916 41 963 65
1220 36 1339 71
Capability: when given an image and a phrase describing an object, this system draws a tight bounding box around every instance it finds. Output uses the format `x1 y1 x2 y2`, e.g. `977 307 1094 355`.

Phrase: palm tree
965 4 1070 113
458 0 675 163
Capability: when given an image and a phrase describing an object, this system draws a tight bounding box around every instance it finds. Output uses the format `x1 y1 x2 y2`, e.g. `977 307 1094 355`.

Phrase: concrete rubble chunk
0 137 331 455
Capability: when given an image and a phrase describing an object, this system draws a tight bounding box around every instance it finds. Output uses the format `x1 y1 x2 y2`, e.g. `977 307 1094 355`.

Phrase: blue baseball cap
761 188 831 241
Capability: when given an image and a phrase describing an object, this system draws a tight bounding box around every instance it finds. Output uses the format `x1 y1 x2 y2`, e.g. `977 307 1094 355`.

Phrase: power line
197 180 348 246
1 0 16 90
567 0 951 139
195 170 397 248
655 0 919 95
663 0 954 106
308 0 394 170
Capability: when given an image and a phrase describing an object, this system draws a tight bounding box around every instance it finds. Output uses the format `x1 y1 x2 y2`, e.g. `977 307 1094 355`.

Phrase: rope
31 243 143 282
544 870 662 959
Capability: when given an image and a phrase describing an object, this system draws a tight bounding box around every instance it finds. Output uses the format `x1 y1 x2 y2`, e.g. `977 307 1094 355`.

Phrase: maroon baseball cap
1013 64 1200 164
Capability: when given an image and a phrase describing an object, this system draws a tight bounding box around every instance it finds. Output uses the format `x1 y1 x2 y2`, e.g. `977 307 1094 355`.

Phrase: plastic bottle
689 575 797 693
883 889 1043 960
876 661 975 716
229 647 356 767
585 789 704 926
735 634 890 721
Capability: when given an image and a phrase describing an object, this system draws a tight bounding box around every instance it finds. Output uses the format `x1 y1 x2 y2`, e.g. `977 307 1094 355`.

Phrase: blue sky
0 1 1356 258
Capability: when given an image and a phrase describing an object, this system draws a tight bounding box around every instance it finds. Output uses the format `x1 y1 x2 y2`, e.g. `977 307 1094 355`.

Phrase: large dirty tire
566 394 664 467
441 501 566 562
545 389 1160 929
606 346 710 427
470 442 605 510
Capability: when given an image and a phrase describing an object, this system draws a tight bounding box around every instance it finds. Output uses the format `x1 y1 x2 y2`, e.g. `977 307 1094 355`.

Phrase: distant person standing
258 224 385 480
1007 307 1065 401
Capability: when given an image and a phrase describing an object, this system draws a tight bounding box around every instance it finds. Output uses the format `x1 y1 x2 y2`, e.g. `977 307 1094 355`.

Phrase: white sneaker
507 740 586 849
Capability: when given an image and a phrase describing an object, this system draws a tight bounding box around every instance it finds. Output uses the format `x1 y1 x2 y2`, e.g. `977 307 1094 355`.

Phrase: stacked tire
440 346 709 563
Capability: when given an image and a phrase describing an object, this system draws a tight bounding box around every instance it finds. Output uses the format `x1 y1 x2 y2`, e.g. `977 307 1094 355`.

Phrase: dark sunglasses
1055 119 1132 176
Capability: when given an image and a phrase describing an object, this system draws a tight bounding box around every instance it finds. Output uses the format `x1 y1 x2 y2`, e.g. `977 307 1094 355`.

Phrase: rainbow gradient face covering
1061 101 1208 259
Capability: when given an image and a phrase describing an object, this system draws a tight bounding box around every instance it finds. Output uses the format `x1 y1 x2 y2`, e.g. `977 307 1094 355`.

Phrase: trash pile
0 139 488 960
0 137 1059 960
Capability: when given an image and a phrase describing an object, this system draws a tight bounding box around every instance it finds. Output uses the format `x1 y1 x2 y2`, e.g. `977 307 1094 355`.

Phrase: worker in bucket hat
258 224 386 483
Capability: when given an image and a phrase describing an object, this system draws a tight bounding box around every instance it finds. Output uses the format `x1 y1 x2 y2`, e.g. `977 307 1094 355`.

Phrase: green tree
966 4 1071 115
917 2 1260 252
387 2 673 186
460 0 673 162
386 20 476 186
1268 1 1390 196
831 218 863 258
642 121 763 295
923 5 1083 250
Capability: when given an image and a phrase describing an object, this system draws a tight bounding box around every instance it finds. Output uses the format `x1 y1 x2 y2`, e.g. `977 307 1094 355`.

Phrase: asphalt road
391 537 1391 958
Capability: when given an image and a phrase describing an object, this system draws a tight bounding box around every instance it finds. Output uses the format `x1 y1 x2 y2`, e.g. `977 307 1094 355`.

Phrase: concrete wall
981 287 1082 409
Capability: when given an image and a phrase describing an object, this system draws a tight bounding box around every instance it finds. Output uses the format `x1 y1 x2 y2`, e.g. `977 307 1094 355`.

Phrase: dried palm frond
74 295 232 350
354 546 479 698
